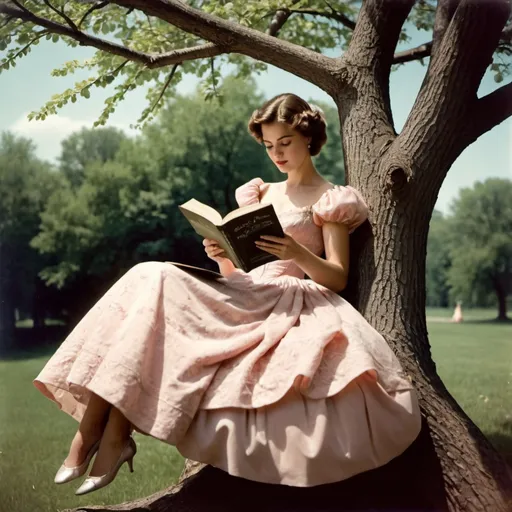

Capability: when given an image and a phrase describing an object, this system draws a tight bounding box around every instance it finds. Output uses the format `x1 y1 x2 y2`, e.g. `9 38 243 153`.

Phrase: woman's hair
248 93 327 156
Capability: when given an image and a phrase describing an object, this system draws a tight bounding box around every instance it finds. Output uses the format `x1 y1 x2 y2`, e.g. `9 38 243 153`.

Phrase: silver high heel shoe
54 440 100 484
75 437 137 496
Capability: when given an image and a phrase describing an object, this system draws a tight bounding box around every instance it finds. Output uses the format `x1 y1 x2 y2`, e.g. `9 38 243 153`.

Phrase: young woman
34 93 421 496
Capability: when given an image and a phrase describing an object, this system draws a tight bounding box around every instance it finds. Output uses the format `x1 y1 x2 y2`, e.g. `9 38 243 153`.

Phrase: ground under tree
1 0 511 510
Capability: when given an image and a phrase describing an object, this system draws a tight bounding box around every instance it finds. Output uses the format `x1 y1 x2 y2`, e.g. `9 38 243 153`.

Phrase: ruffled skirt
34 262 421 487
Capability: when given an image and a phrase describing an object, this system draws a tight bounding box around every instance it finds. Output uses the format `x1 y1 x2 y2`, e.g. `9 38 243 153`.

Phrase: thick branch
344 0 415 68
0 3 225 68
471 80 512 139
341 0 416 131
108 0 339 94
431 0 460 56
398 0 510 185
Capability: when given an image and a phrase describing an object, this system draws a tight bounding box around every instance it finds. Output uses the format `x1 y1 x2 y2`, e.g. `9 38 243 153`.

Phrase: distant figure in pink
34 93 422 496
452 302 464 323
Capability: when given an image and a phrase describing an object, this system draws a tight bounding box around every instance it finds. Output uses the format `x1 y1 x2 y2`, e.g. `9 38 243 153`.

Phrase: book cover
179 199 285 272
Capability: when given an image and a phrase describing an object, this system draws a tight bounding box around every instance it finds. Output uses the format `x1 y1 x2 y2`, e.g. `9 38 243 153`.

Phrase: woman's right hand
203 238 236 277
203 238 229 263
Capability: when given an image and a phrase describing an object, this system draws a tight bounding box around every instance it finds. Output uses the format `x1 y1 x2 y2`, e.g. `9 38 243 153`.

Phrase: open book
179 199 285 272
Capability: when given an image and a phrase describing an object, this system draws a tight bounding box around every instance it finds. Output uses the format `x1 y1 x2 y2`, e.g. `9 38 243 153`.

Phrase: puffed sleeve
312 185 368 233
234 177 264 207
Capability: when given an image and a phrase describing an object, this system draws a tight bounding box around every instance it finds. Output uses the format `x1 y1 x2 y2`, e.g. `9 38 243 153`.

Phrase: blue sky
0 25 510 214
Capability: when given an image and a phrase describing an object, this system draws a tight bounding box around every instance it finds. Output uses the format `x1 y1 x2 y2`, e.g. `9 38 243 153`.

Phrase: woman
34 93 422 496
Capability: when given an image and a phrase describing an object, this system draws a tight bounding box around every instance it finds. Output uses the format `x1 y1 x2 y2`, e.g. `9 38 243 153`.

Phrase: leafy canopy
1 0 509 129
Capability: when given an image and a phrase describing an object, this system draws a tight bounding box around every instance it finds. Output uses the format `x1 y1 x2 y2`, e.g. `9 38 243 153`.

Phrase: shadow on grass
487 419 512 468
0 326 69 361
458 318 512 325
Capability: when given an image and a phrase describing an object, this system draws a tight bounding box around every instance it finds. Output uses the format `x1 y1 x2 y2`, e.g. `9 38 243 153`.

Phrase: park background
0 21 511 512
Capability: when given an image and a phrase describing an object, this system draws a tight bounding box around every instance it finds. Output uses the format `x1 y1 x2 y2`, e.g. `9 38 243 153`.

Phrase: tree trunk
493 277 509 322
32 276 46 329
0 241 16 354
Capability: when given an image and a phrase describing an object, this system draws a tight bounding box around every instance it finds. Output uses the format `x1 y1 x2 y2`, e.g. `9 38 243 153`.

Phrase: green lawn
0 348 184 512
1 308 510 512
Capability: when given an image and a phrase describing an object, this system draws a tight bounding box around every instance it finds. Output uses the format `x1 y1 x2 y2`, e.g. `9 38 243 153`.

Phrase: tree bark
0 241 16 354
493 276 509 322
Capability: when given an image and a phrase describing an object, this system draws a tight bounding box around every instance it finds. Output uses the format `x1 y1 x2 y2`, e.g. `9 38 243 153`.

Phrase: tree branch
144 62 180 119
398 0 510 183
431 0 460 56
501 22 512 42
42 0 79 32
282 6 356 30
265 4 356 37
78 0 109 29
341 0 416 131
0 3 225 68
343 0 415 68
266 9 292 37
393 41 432 64
471 80 512 139
0 0 339 94
107 0 339 94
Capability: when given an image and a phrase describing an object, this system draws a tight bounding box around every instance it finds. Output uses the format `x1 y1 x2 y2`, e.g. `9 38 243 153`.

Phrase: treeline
426 182 511 320
1 76 510 350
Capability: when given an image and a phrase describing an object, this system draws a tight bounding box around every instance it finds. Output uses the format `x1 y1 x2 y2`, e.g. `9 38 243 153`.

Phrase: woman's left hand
255 234 305 261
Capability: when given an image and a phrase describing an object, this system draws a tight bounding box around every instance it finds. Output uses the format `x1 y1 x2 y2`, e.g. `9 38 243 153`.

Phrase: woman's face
261 122 311 174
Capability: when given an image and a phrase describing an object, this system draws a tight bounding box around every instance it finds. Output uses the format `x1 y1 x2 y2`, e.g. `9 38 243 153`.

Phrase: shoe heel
127 456 134 473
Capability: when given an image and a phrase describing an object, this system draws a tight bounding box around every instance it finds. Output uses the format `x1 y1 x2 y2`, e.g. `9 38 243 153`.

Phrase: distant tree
32 77 295 314
446 178 512 321
59 127 128 188
426 210 451 308
0 132 62 349
311 100 345 185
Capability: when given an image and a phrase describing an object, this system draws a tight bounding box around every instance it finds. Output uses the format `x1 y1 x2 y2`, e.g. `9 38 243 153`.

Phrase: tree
446 178 512 321
426 210 451 308
59 126 128 188
0 132 61 350
1 1 512 510
33 77 293 317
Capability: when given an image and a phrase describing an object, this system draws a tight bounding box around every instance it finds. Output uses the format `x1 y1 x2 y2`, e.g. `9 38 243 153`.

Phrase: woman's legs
88 404 133 477
65 392 111 467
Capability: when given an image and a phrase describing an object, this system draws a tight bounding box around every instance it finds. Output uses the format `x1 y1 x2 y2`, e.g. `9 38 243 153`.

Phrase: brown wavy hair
248 93 327 156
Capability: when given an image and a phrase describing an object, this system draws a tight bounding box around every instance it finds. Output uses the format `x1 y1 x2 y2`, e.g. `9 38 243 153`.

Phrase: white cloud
10 112 136 163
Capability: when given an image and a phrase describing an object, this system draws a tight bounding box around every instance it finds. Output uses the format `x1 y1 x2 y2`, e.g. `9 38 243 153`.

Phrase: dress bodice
234 178 368 281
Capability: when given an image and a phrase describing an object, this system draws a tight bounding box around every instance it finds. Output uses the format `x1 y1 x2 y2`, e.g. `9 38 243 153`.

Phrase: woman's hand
255 234 305 261
203 238 230 263
203 238 236 276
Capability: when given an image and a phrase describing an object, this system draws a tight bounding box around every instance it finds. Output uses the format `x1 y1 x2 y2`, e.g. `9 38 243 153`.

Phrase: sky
0 24 510 215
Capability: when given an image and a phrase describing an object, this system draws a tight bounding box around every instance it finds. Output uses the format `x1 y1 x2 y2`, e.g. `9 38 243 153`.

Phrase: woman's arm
256 222 350 293
293 223 349 292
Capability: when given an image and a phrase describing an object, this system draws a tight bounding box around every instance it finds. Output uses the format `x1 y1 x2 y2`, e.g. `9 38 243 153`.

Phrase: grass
427 312 512 465
0 308 510 512
0 349 184 512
